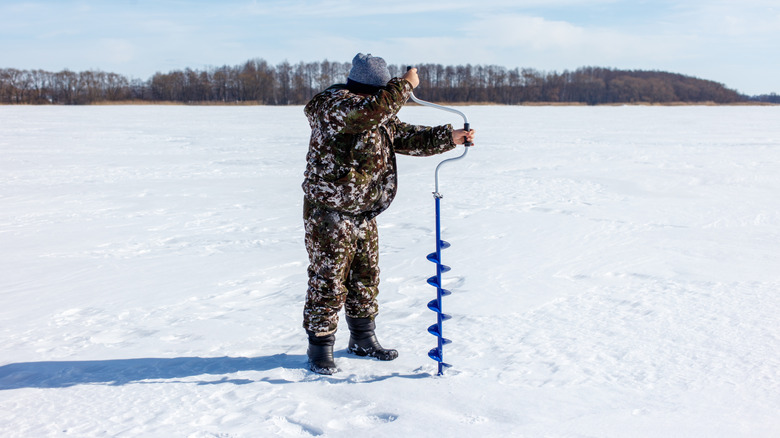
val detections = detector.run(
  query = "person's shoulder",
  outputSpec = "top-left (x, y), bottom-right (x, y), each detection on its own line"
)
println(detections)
top-left (306, 85), bottom-right (346, 112)
top-left (312, 84), bottom-right (352, 104)
top-left (324, 84), bottom-right (348, 96)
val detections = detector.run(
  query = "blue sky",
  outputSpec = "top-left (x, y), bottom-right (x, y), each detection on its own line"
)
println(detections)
top-left (1, 0), bottom-right (778, 95)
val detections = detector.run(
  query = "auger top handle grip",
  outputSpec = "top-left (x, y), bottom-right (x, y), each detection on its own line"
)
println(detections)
top-left (406, 66), bottom-right (472, 147)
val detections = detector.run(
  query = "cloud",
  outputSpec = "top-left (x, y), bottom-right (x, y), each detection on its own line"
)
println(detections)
top-left (99, 38), bottom-right (136, 64)
top-left (474, 15), bottom-right (587, 51)
top-left (238, 0), bottom-right (473, 18)
top-left (380, 13), bottom-right (692, 70)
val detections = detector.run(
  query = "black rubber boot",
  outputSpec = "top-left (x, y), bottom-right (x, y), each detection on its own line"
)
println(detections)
top-left (345, 316), bottom-right (398, 361)
top-left (306, 331), bottom-right (338, 375)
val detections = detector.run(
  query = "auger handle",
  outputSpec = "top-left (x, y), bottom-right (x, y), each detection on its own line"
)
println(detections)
top-left (406, 66), bottom-right (472, 195)
top-left (406, 66), bottom-right (472, 141)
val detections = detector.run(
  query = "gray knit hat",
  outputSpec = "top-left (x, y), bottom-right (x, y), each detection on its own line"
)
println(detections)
top-left (348, 53), bottom-right (391, 87)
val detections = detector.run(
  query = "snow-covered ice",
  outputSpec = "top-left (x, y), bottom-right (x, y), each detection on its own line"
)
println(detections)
top-left (1, 104), bottom-right (779, 437)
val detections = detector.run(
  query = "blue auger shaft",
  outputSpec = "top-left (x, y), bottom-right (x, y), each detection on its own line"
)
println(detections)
top-left (426, 194), bottom-right (453, 374)
top-left (427, 176), bottom-right (456, 375)
top-left (434, 196), bottom-right (445, 376)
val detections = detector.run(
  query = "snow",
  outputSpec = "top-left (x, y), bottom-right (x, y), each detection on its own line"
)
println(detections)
top-left (1, 104), bottom-right (779, 437)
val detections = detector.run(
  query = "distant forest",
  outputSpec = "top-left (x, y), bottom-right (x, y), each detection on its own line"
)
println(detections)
top-left (2, 58), bottom-right (777, 105)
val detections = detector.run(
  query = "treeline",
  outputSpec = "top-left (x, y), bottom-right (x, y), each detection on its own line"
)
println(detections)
top-left (0, 60), bottom-right (350, 105)
top-left (1, 68), bottom-right (139, 105)
top-left (412, 64), bottom-right (746, 104)
top-left (0, 58), bottom-right (755, 105)
top-left (750, 93), bottom-right (780, 104)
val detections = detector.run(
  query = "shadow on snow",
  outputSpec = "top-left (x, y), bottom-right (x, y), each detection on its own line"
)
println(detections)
top-left (0, 354), bottom-right (431, 389)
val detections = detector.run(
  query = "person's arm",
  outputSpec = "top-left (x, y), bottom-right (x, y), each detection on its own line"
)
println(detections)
top-left (331, 68), bottom-right (420, 134)
top-left (392, 119), bottom-right (457, 157)
top-left (338, 78), bottom-right (413, 134)
top-left (393, 121), bottom-right (476, 156)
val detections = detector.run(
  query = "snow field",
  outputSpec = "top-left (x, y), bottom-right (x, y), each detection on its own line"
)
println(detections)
top-left (1, 104), bottom-right (779, 437)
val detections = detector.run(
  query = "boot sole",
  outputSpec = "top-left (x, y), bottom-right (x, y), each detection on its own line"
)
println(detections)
top-left (347, 347), bottom-right (399, 361)
top-left (309, 360), bottom-right (338, 375)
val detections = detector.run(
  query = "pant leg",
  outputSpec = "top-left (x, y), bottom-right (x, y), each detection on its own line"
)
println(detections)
top-left (302, 200), bottom-right (358, 335)
top-left (345, 217), bottom-right (380, 319)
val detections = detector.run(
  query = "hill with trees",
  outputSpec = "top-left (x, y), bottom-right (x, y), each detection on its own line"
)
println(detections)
top-left (0, 58), bottom-right (760, 105)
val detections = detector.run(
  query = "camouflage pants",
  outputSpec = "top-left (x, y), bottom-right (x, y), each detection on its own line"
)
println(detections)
top-left (303, 199), bottom-right (380, 336)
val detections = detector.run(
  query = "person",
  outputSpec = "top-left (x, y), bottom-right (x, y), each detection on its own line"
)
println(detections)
top-left (301, 53), bottom-right (476, 375)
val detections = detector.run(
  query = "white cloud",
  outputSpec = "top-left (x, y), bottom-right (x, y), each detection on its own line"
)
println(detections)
top-left (473, 15), bottom-right (587, 51)
top-left (238, 0), bottom-right (469, 18)
top-left (237, 0), bottom-right (622, 19)
top-left (99, 38), bottom-right (136, 64)
top-left (665, 1), bottom-right (780, 37)
top-left (379, 13), bottom-right (694, 71)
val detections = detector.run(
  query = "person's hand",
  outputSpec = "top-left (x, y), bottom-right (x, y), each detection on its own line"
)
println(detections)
top-left (402, 67), bottom-right (420, 89)
top-left (452, 129), bottom-right (476, 145)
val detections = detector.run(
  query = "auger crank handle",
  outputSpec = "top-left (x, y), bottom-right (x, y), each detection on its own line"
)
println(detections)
top-left (406, 66), bottom-right (472, 146)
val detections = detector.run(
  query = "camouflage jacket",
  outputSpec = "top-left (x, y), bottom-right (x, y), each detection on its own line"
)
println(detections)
top-left (302, 78), bottom-right (456, 219)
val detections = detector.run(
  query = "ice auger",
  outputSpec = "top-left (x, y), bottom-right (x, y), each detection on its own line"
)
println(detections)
top-left (407, 67), bottom-right (472, 376)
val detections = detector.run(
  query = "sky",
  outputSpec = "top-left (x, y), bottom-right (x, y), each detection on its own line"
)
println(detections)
top-left (1, 0), bottom-right (778, 95)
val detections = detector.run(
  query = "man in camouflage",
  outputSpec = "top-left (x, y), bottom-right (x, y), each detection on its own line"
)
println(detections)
top-left (302, 53), bottom-right (476, 374)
